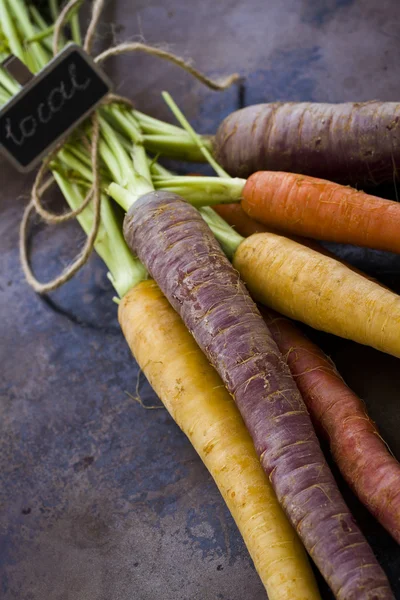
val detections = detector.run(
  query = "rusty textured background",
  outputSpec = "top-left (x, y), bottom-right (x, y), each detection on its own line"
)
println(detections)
top-left (1, 1), bottom-right (400, 598)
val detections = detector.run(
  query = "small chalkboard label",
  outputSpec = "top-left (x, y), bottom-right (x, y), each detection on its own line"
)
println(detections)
top-left (0, 44), bottom-right (112, 172)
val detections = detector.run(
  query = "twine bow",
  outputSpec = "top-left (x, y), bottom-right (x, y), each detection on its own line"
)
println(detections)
top-left (20, 0), bottom-right (239, 294)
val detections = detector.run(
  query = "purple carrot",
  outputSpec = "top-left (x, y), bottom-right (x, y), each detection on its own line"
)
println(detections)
top-left (213, 102), bottom-right (400, 186)
top-left (123, 191), bottom-right (393, 600)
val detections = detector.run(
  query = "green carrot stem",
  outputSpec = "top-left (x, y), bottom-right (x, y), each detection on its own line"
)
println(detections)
top-left (70, 11), bottom-right (82, 45)
top-left (132, 142), bottom-right (151, 182)
top-left (155, 92), bottom-right (247, 255)
top-left (60, 142), bottom-right (111, 182)
top-left (104, 105), bottom-right (211, 162)
top-left (9, 0), bottom-right (50, 70)
top-left (107, 151), bottom-right (153, 206)
top-left (49, 0), bottom-right (59, 22)
top-left (99, 115), bottom-right (131, 167)
top-left (0, 66), bottom-right (20, 95)
top-left (116, 130), bottom-right (135, 152)
top-left (133, 109), bottom-right (187, 135)
top-left (0, 86), bottom-right (9, 104)
top-left (63, 142), bottom-right (92, 169)
top-left (98, 112), bottom-right (154, 200)
top-left (25, 25), bottom-right (55, 45)
top-left (162, 91), bottom-right (227, 177)
top-left (97, 108), bottom-right (134, 152)
top-left (99, 137), bottom-right (125, 183)
top-left (150, 161), bottom-right (174, 177)
top-left (0, 0), bottom-right (25, 61)
top-left (53, 170), bottom-right (147, 298)
top-left (102, 105), bottom-right (143, 144)
top-left (143, 134), bottom-right (210, 162)
top-left (57, 147), bottom-right (96, 183)
top-left (29, 5), bottom-right (51, 29)
top-left (56, 145), bottom-right (111, 194)
top-left (105, 118), bottom-right (156, 206)
top-left (133, 110), bottom-right (213, 162)
top-left (29, 5), bottom-right (64, 52)
top-left (153, 176), bottom-right (245, 206)
top-left (108, 182), bottom-right (134, 212)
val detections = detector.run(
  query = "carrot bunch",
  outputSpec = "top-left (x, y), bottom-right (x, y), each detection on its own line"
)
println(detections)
top-left (136, 95), bottom-right (400, 542)
top-left (70, 89), bottom-right (399, 598)
top-left (6, 3), bottom-right (400, 598)
top-left (107, 97), bottom-right (398, 597)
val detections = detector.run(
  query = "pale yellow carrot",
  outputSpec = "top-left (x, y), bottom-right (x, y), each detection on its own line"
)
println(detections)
top-left (119, 280), bottom-right (321, 600)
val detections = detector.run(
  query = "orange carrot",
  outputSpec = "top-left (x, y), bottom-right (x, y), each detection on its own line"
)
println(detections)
top-left (242, 171), bottom-right (400, 253)
top-left (261, 306), bottom-right (400, 544)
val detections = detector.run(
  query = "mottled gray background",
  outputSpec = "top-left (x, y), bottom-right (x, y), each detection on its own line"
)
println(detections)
top-left (1, 1), bottom-right (400, 599)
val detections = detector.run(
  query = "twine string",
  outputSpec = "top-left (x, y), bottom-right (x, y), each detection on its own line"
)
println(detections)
top-left (53, 0), bottom-right (82, 56)
top-left (84, 0), bottom-right (105, 53)
top-left (20, 112), bottom-right (101, 293)
top-left (95, 42), bottom-right (240, 91)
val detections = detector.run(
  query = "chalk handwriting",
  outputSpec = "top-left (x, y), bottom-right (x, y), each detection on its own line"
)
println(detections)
top-left (4, 63), bottom-right (91, 147)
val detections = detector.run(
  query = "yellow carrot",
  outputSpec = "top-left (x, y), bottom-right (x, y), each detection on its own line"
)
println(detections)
top-left (233, 233), bottom-right (400, 358)
top-left (119, 280), bottom-right (321, 600)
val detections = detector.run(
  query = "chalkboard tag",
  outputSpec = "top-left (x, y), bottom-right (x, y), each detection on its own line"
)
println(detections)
top-left (0, 44), bottom-right (112, 172)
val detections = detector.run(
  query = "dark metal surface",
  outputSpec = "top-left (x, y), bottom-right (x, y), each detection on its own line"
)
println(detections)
top-left (1, 1), bottom-right (400, 598)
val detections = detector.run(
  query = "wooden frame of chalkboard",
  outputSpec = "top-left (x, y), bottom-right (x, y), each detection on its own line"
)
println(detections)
top-left (0, 44), bottom-right (112, 172)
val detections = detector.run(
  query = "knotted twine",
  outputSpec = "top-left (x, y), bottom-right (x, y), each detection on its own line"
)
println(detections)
top-left (20, 0), bottom-right (239, 294)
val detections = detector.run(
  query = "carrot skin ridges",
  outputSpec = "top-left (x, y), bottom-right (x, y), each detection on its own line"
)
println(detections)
top-left (261, 307), bottom-right (400, 544)
top-left (242, 171), bottom-right (400, 254)
top-left (214, 102), bottom-right (400, 186)
top-left (124, 191), bottom-right (394, 600)
top-left (118, 281), bottom-right (321, 600)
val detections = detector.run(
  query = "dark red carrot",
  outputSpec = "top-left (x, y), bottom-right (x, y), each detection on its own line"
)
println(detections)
top-left (241, 171), bottom-right (400, 254)
top-left (213, 102), bottom-right (400, 186)
top-left (123, 190), bottom-right (394, 600)
top-left (214, 203), bottom-right (271, 236)
top-left (261, 306), bottom-right (400, 544)
top-left (213, 202), bottom-right (330, 248)
top-left (213, 202), bottom-right (349, 256)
